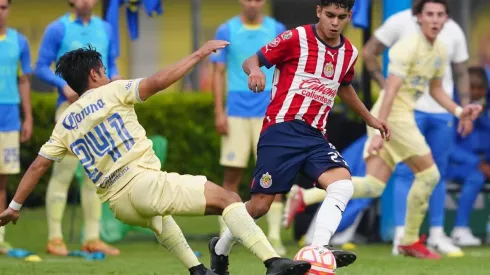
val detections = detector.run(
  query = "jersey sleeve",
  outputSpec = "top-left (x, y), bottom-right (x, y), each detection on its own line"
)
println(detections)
top-left (112, 79), bottom-right (145, 105)
top-left (387, 37), bottom-right (416, 78)
top-left (38, 126), bottom-right (68, 162)
top-left (34, 21), bottom-right (67, 89)
top-left (17, 34), bottom-right (33, 76)
top-left (209, 23), bottom-right (229, 64)
top-left (373, 12), bottom-right (404, 47)
top-left (341, 55), bottom-right (359, 86)
top-left (449, 21), bottom-right (469, 63)
top-left (257, 29), bottom-right (297, 69)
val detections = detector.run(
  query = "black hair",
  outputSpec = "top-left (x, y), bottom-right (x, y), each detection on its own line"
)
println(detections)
top-left (55, 45), bottom-right (104, 96)
top-left (412, 0), bottom-right (449, 15)
top-left (469, 66), bottom-right (489, 90)
top-left (8, 0), bottom-right (11, 4)
top-left (319, 0), bottom-right (355, 11)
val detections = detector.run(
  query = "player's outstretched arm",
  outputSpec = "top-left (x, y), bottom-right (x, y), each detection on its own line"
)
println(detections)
top-left (137, 40), bottom-right (229, 101)
top-left (243, 55), bottom-right (266, 93)
top-left (362, 37), bottom-right (387, 89)
top-left (0, 156), bottom-right (53, 226)
top-left (377, 74), bottom-right (403, 122)
top-left (338, 84), bottom-right (390, 140)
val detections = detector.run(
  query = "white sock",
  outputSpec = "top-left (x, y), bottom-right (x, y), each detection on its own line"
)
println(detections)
top-left (304, 211), bottom-right (319, 246)
top-left (430, 226), bottom-right (445, 238)
top-left (394, 226), bottom-right (405, 241)
top-left (311, 180), bottom-right (353, 246)
top-left (215, 227), bottom-right (236, 256)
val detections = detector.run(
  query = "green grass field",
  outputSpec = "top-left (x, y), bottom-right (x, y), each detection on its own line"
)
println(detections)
top-left (1, 208), bottom-right (490, 275)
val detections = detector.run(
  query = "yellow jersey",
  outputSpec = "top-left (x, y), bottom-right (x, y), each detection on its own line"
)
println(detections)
top-left (39, 79), bottom-right (161, 202)
top-left (377, 32), bottom-right (447, 114)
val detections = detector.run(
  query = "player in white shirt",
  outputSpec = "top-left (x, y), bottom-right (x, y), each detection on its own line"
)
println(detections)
top-left (362, 1), bottom-right (473, 256)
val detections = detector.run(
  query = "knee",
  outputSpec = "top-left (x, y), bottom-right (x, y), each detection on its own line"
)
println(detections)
top-left (328, 179), bottom-right (354, 199)
top-left (247, 200), bottom-right (271, 219)
top-left (417, 165), bottom-right (441, 187)
top-left (225, 191), bottom-right (242, 204)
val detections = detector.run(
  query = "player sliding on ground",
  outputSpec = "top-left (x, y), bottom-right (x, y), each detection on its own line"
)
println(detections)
top-left (209, 1), bottom-right (390, 274)
top-left (283, 0), bottom-right (482, 259)
top-left (0, 44), bottom-right (312, 275)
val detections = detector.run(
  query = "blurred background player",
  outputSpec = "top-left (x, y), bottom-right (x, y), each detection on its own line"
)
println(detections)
top-left (0, 0), bottom-right (33, 254)
top-left (364, 0), bottom-right (471, 257)
top-left (284, 0), bottom-right (473, 257)
top-left (350, 0), bottom-right (480, 259)
top-left (0, 43), bottom-right (312, 275)
top-left (210, 0), bottom-right (287, 255)
top-left (448, 66), bottom-right (490, 247)
top-left (34, 0), bottom-right (120, 256)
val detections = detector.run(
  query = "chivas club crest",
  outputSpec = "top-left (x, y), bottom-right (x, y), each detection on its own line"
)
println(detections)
top-left (324, 62), bottom-right (335, 77)
top-left (260, 172), bottom-right (272, 188)
top-left (281, 30), bottom-right (293, 40)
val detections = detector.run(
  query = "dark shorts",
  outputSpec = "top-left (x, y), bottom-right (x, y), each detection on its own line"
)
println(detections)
top-left (251, 120), bottom-right (351, 194)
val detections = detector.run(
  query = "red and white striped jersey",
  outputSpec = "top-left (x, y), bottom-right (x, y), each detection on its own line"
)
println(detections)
top-left (257, 24), bottom-right (358, 135)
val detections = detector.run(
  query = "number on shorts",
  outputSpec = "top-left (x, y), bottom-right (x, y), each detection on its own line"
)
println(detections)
top-left (328, 152), bottom-right (348, 166)
top-left (70, 113), bottom-right (134, 184)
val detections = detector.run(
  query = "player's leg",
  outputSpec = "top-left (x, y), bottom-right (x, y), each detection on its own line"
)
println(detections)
top-left (107, 190), bottom-right (211, 274)
top-left (251, 117), bottom-right (286, 255)
top-left (398, 153), bottom-right (441, 259)
top-left (80, 173), bottom-right (120, 256)
top-left (424, 114), bottom-right (462, 256)
top-left (451, 165), bottom-right (484, 246)
top-left (217, 116), bottom-right (250, 236)
top-left (45, 154), bottom-right (78, 255)
top-left (0, 131), bottom-right (20, 253)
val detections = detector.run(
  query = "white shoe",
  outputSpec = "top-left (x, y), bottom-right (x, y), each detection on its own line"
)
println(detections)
top-left (427, 235), bottom-right (464, 257)
top-left (451, 227), bottom-right (482, 247)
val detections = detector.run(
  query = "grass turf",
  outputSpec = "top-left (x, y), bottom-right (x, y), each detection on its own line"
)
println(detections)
top-left (1, 207), bottom-right (490, 275)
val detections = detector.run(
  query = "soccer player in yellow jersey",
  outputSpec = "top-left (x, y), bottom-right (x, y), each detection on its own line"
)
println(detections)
top-left (0, 43), bottom-right (312, 275)
top-left (285, 0), bottom-right (482, 259)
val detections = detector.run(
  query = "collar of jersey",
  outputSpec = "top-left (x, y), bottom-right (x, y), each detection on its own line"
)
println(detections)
top-left (0, 34), bottom-right (6, 41)
top-left (69, 12), bottom-right (92, 25)
top-left (311, 24), bottom-right (344, 50)
top-left (80, 89), bottom-right (94, 98)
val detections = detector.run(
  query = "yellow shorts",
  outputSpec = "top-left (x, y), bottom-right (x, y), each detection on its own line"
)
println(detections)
top-left (108, 170), bottom-right (207, 228)
top-left (220, 116), bottom-right (263, 168)
top-left (363, 113), bottom-right (431, 170)
top-left (0, 131), bottom-right (20, 174)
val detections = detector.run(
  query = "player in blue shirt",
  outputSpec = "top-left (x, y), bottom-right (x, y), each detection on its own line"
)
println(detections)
top-left (210, 0), bottom-right (287, 256)
top-left (448, 67), bottom-right (490, 246)
top-left (0, 0), bottom-right (33, 253)
top-left (34, 0), bottom-right (120, 256)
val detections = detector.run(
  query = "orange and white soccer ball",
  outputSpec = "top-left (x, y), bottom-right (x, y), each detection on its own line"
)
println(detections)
top-left (294, 245), bottom-right (336, 275)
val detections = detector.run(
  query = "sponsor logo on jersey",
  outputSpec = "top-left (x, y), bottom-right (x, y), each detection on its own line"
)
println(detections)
top-left (62, 99), bottom-right (106, 130)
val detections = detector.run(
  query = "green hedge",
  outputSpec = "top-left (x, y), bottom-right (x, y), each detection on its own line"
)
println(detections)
top-left (12, 92), bottom-right (256, 207)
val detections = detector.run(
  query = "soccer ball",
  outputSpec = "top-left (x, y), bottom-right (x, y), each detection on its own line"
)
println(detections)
top-left (294, 245), bottom-right (336, 275)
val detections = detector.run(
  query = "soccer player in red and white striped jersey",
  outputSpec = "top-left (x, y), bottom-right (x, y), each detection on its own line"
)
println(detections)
top-left (209, 1), bottom-right (390, 274)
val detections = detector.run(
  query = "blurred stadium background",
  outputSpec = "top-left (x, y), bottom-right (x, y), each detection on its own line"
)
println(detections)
top-left (3, 0), bottom-right (490, 274)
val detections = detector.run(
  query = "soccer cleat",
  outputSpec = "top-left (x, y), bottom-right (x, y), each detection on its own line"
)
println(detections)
top-left (398, 236), bottom-right (441, 259)
top-left (283, 185), bottom-right (306, 229)
top-left (0, 241), bottom-right (12, 254)
top-left (46, 238), bottom-right (69, 256)
top-left (81, 239), bottom-right (120, 256)
top-left (427, 234), bottom-right (464, 257)
top-left (264, 257), bottom-right (311, 275)
top-left (451, 227), bottom-right (482, 247)
top-left (270, 238), bottom-right (287, 256)
top-left (208, 237), bottom-right (229, 275)
top-left (324, 245), bottom-right (357, 268)
top-left (189, 264), bottom-right (218, 275)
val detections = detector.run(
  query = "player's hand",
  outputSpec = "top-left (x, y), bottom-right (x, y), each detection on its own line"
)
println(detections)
top-left (215, 111), bottom-right (228, 136)
top-left (197, 40), bottom-right (230, 58)
top-left (0, 208), bottom-right (20, 227)
top-left (457, 119), bottom-right (474, 137)
top-left (367, 135), bottom-right (385, 156)
top-left (479, 162), bottom-right (490, 179)
top-left (20, 118), bottom-right (33, 143)
top-left (248, 69), bottom-right (266, 93)
top-left (365, 116), bottom-right (390, 141)
top-left (460, 104), bottom-right (483, 121)
top-left (63, 85), bottom-right (79, 103)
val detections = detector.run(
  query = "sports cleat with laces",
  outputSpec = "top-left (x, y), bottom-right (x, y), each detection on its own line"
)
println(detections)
top-left (264, 257), bottom-right (311, 275)
top-left (283, 185), bottom-right (306, 229)
top-left (47, 238), bottom-right (69, 256)
top-left (82, 239), bottom-right (120, 256)
top-left (208, 237), bottom-right (229, 275)
top-left (189, 264), bottom-right (218, 275)
top-left (324, 245), bottom-right (357, 268)
top-left (398, 235), bottom-right (441, 259)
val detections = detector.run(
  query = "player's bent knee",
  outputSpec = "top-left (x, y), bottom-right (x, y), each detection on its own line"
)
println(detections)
top-left (225, 191), bottom-right (242, 204)
top-left (317, 167), bottom-right (351, 189)
top-left (246, 198), bottom-right (272, 219)
top-left (416, 165), bottom-right (440, 187)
